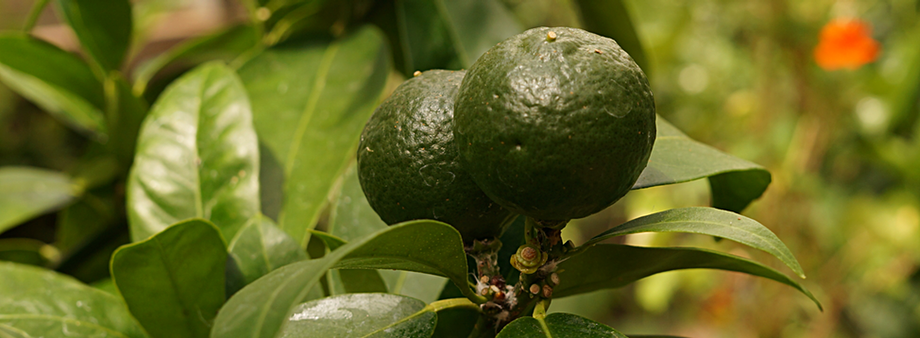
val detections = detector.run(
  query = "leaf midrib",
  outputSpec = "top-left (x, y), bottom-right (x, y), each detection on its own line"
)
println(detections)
top-left (584, 208), bottom-right (803, 276)
top-left (276, 38), bottom-right (342, 234)
top-left (153, 234), bottom-right (200, 336)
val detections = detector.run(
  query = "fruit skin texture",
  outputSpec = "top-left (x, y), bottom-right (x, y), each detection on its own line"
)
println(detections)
top-left (454, 27), bottom-right (656, 221)
top-left (357, 70), bottom-right (515, 243)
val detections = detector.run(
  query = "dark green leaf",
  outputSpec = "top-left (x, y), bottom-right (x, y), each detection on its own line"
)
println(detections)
top-left (0, 167), bottom-right (82, 234)
top-left (332, 223), bottom-right (470, 286)
top-left (573, 0), bottom-right (649, 74)
top-left (497, 312), bottom-right (628, 338)
top-left (431, 305), bottom-right (479, 338)
top-left (328, 269), bottom-right (389, 295)
top-left (0, 34), bottom-right (106, 137)
top-left (280, 294), bottom-right (440, 338)
top-left (211, 220), bottom-right (477, 338)
top-left (309, 230), bottom-right (347, 251)
top-left (111, 219), bottom-right (227, 338)
top-left (373, 0), bottom-right (522, 77)
top-left (0, 262), bottom-right (148, 338)
top-left (634, 117), bottom-right (771, 213)
top-left (328, 161), bottom-right (388, 242)
top-left (133, 24), bottom-right (261, 95)
top-left (383, 271), bottom-right (449, 304)
top-left (581, 207), bottom-right (805, 278)
top-left (54, 0), bottom-right (132, 72)
top-left (886, 23), bottom-right (920, 136)
top-left (238, 25), bottom-right (390, 246)
top-left (127, 62), bottom-right (260, 241)
top-left (69, 154), bottom-right (121, 190)
top-left (326, 162), bottom-right (399, 297)
top-left (554, 244), bottom-right (822, 310)
top-left (0, 238), bottom-right (55, 266)
top-left (106, 75), bottom-right (149, 165)
top-left (226, 215), bottom-right (307, 295)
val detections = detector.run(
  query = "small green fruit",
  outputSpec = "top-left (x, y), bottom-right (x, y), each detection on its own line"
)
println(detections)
top-left (454, 27), bottom-right (657, 222)
top-left (357, 70), bottom-right (515, 243)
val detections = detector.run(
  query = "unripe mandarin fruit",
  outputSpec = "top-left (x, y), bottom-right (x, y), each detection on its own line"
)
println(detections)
top-left (454, 27), bottom-right (656, 222)
top-left (357, 70), bottom-right (516, 243)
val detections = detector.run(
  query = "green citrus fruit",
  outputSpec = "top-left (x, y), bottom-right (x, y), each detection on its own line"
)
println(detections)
top-left (453, 27), bottom-right (656, 222)
top-left (357, 70), bottom-right (516, 243)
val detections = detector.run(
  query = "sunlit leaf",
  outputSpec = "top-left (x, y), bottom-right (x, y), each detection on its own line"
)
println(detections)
top-left (0, 262), bottom-right (148, 338)
top-left (127, 62), bottom-right (259, 241)
top-left (282, 295), bottom-right (478, 338)
top-left (634, 117), bottom-right (771, 213)
top-left (0, 34), bottom-right (106, 137)
top-left (581, 207), bottom-right (805, 278)
top-left (555, 244), bottom-right (822, 310)
top-left (111, 219), bottom-right (226, 338)
top-left (238, 25), bottom-right (390, 246)
top-left (0, 167), bottom-right (82, 235)
top-left (211, 220), bottom-right (476, 338)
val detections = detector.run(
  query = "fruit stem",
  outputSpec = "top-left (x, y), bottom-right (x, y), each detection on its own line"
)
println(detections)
top-left (524, 217), bottom-right (538, 245)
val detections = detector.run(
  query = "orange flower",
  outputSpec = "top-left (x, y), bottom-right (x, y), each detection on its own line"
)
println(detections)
top-left (814, 18), bottom-right (881, 70)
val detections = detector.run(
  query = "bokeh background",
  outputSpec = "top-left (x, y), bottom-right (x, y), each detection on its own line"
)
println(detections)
top-left (1, 0), bottom-right (918, 337)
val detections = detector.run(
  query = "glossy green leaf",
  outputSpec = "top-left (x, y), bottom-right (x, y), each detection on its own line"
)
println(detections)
top-left (227, 215), bottom-right (307, 295)
top-left (111, 219), bottom-right (227, 338)
top-left (498, 312), bottom-right (628, 338)
top-left (0, 34), bottom-right (106, 137)
top-left (238, 25), bottom-right (390, 246)
top-left (133, 24), bottom-right (261, 95)
top-left (0, 262), bottom-right (148, 338)
top-left (127, 62), bottom-right (260, 241)
top-left (211, 220), bottom-right (476, 338)
top-left (633, 117), bottom-right (771, 213)
top-left (331, 223), bottom-right (470, 286)
top-left (554, 244), bottom-right (822, 310)
top-left (54, 0), bottom-right (132, 72)
top-left (280, 293), bottom-right (434, 337)
top-left (580, 207), bottom-right (805, 278)
top-left (0, 167), bottom-right (82, 234)
top-left (573, 0), bottom-right (649, 74)
top-left (280, 295), bottom-right (479, 338)
top-left (373, 0), bottom-right (522, 77)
